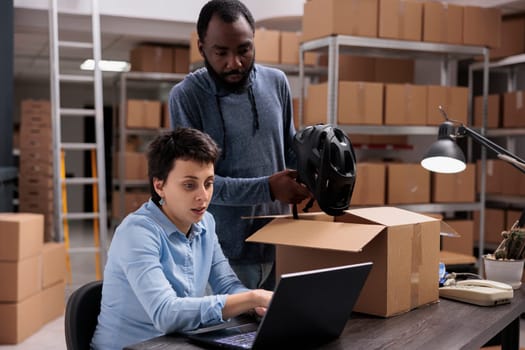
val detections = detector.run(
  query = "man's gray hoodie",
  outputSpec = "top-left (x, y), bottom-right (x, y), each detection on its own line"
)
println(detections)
top-left (168, 64), bottom-right (296, 264)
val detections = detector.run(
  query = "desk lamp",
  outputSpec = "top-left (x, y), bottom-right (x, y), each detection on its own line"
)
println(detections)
top-left (421, 107), bottom-right (525, 272)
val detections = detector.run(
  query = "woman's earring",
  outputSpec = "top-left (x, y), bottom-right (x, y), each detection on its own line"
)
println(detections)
top-left (159, 197), bottom-right (165, 206)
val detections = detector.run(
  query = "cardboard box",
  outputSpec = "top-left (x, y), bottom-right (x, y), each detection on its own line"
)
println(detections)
top-left (379, 0), bottom-right (423, 41)
top-left (305, 82), bottom-right (384, 126)
top-left (423, 2), bottom-right (463, 44)
top-left (280, 31), bottom-right (319, 66)
top-left (426, 86), bottom-right (468, 126)
top-left (442, 220), bottom-right (474, 256)
top-left (431, 163), bottom-right (476, 203)
top-left (474, 208), bottom-right (505, 244)
top-left (0, 254), bottom-right (42, 302)
top-left (506, 209), bottom-right (523, 230)
top-left (502, 90), bottom-right (525, 127)
top-left (0, 291), bottom-right (43, 344)
top-left (490, 17), bottom-right (525, 59)
top-left (473, 94), bottom-right (500, 128)
top-left (113, 152), bottom-right (148, 181)
top-left (41, 281), bottom-right (65, 325)
top-left (387, 163), bottom-right (430, 204)
top-left (254, 28), bottom-right (280, 65)
top-left (20, 100), bottom-right (51, 127)
top-left (463, 6), bottom-right (502, 48)
top-left (302, 0), bottom-right (378, 42)
top-left (189, 30), bottom-right (202, 64)
top-left (247, 206), bottom-right (441, 317)
top-left (173, 46), bottom-right (190, 73)
top-left (384, 84), bottom-right (427, 125)
top-left (126, 99), bottom-right (162, 129)
top-left (338, 82), bottom-right (384, 125)
top-left (374, 57), bottom-right (414, 84)
top-left (112, 190), bottom-right (150, 218)
top-left (42, 242), bottom-right (66, 288)
top-left (351, 163), bottom-right (386, 206)
top-left (0, 213), bottom-right (44, 261)
top-left (477, 159), bottom-right (524, 196)
top-left (130, 45), bottom-right (173, 73)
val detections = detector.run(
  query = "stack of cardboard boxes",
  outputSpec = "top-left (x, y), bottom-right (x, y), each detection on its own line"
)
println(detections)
top-left (0, 213), bottom-right (66, 344)
top-left (18, 100), bottom-right (55, 241)
top-left (130, 44), bottom-right (190, 74)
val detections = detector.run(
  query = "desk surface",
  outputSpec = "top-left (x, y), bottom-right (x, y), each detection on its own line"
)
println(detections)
top-left (125, 288), bottom-right (525, 350)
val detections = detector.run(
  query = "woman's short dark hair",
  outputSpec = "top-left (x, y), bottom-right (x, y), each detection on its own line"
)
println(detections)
top-left (147, 127), bottom-right (220, 205)
top-left (197, 0), bottom-right (255, 42)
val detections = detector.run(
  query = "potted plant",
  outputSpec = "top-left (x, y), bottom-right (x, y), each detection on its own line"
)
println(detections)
top-left (483, 220), bottom-right (525, 289)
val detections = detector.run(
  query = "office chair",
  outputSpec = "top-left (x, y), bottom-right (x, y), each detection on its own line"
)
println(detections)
top-left (64, 280), bottom-right (103, 350)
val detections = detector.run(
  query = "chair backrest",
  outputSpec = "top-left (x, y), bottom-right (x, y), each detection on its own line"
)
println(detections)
top-left (65, 280), bottom-right (103, 350)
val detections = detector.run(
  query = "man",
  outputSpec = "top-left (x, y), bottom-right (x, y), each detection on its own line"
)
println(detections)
top-left (169, 0), bottom-right (310, 289)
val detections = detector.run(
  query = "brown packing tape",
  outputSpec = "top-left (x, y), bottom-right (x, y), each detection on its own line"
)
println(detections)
top-left (411, 222), bottom-right (423, 309)
top-left (398, 1), bottom-right (405, 39)
top-left (405, 84), bottom-right (412, 122)
top-left (442, 3), bottom-right (448, 43)
top-left (516, 91), bottom-right (523, 110)
top-left (357, 83), bottom-right (365, 122)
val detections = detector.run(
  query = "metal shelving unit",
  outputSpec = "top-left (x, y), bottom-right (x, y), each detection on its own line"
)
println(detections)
top-left (298, 34), bottom-right (489, 270)
top-left (470, 54), bottom-right (525, 214)
top-left (114, 71), bottom-right (186, 220)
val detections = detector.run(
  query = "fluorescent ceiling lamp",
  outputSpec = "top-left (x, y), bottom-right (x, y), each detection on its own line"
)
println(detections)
top-left (80, 59), bottom-right (130, 72)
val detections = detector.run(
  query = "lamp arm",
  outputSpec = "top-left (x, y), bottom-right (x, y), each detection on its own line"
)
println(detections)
top-left (458, 125), bottom-right (525, 174)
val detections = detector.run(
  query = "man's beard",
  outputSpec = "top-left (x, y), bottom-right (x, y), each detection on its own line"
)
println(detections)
top-left (203, 54), bottom-right (255, 92)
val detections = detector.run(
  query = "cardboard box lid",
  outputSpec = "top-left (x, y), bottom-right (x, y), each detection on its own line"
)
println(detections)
top-left (246, 218), bottom-right (385, 253)
top-left (340, 206), bottom-right (438, 226)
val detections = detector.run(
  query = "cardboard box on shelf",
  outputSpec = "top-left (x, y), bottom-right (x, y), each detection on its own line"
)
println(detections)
top-left (112, 190), bottom-right (151, 219)
top-left (302, 0), bottom-right (378, 42)
top-left (0, 254), bottom-right (42, 302)
top-left (374, 57), bottom-right (414, 84)
top-left (387, 163), bottom-right (430, 204)
top-left (426, 86), bottom-right (468, 126)
top-left (474, 208), bottom-right (505, 245)
top-left (42, 242), bottom-right (66, 288)
top-left (247, 206), bottom-right (441, 317)
top-left (442, 220), bottom-right (474, 256)
top-left (113, 152), bottom-right (148, 181)
top-left (41, 281), bottom-right (65, 325)
top-left (189, 31), bottom-right (201, 65)
top-left (463, 6), bottom-right (502, 48)
top-left (280, 31), bottom-right (319, 66)
top-left (384, 84), bottom-right (427, 125)
top-left (305, 82), bottom-right (383, 126)
top-left (130, 45), bottom-right (173, 73)
top-left (0, 291), bottom-right (43, 344)
top-left (473, 94), bottom-right (500, 128)
top-left (423, 2), bottom-right (463, 44)
top-left (254, 28), bottom-right (280, 65)
top-left (173, 46), bottom-right (190, 73)
top-left (379, 0), bottom-right (423, 41)
top-left (351, 163), bottom-right (386, 206)
top-left (338, 82), bottom-right (383, 125)
top-left (506, 209), bottom-right (523, 230)
top-left (477, 159), bottom-right (524, 196)
top-left (126, 99), bottom-right (162, 129)
top-left (502, 90), bottom-right (525, 127)
top-left (0, 213), bottom-right (44, 261)
top-left (431, 163), bottom-right (476, 203)
top-left (490, 16), bottom-right (525, 59)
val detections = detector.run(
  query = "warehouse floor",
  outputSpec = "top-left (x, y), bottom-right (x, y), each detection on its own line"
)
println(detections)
top-left (1, 221), bottom-right (525, 350)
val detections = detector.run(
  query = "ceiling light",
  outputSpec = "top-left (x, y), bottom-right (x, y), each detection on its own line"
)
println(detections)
top-left (80, 59), bottom-right (130, 72)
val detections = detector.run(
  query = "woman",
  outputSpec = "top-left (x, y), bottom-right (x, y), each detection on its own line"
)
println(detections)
top-left (91, 128), bottom-right (272, 350)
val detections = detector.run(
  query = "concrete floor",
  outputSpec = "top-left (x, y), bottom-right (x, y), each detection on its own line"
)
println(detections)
top-left (1, 221), bottom-right (524, 350)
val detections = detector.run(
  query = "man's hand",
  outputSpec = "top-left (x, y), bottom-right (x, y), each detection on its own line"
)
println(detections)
top-left (269, 169), bottom-right (311, 204)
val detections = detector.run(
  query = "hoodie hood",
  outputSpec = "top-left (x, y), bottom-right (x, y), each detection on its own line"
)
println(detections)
top-left (188, 65), bottom-right (261, 158)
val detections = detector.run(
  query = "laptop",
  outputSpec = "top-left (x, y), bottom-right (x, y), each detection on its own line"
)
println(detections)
top-left (187, 262), bottom-right (373, 349)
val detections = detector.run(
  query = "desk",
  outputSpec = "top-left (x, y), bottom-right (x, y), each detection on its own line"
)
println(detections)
top-left (125, 288), bottom-right (525, 350)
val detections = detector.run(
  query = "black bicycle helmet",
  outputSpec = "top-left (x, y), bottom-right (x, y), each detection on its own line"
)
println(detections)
top-left (293, 124), bottom-right (357, 216)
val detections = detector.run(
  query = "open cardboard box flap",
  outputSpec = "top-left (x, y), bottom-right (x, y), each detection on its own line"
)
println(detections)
top-left (247, 218), bottom-right (384, 252)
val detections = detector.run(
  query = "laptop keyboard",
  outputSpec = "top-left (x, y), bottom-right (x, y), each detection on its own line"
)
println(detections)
top-left (216, 331), bottom-right (256, 349)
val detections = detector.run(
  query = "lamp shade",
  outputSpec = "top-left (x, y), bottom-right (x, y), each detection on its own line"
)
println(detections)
top-left (420, 121), bottom-right (467, 174)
